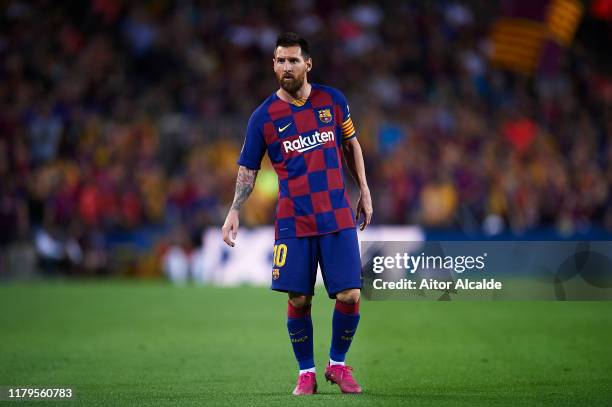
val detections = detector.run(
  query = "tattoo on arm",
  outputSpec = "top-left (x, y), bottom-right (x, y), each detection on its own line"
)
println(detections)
top-left (231, 167), bottom-right (258, 210)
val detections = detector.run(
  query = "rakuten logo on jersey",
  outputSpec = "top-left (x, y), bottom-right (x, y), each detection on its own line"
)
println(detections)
top-left (283, 130), bottom-right (335, 153)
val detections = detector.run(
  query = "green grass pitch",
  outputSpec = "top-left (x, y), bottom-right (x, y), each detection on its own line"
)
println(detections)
top-left (1, 281), bottom-right (611, 406)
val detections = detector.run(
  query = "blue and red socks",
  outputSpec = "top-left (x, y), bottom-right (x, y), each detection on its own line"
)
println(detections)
top-left (329, 300), bottom-right (360, 363)
top-left (287, 301), bottom-right (315, 371)
top-left (287, 299), bottom-right (360, 371)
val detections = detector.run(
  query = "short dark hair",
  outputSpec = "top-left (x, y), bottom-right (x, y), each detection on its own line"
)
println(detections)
top-left (275, 32), bottom-right (310, 59)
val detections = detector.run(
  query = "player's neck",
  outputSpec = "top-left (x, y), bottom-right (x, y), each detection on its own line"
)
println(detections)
top-left (277, 82), bottom-right (312, 105)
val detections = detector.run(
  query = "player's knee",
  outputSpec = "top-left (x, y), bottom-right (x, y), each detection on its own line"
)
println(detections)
top-left (288, 293), bottom-right (312, 308)
top-left (336, 289), bottom-right (360, 304)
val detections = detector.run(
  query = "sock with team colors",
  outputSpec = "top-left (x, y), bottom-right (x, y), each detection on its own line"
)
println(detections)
top-left (287, 301), bottom-right (315, 370)
top-left (329, 300), bottom-right (360, 363)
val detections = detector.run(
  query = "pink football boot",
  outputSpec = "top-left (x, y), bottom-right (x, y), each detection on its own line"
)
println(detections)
top-left (325, 364), bottom-right (362, 394)
top-left (292, 372), bottom-right (317, 395)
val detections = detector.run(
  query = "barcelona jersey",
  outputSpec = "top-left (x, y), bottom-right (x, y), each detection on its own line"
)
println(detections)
top-left (238, 83), bottom-right (357, 239)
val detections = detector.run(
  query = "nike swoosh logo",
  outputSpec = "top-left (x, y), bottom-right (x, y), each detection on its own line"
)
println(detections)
top-left (289, 329), bottom-right (305, 336)
top-left (278, 123), bottom-right (292, 132)
top-left (344, 329), bottom-right (356, 334)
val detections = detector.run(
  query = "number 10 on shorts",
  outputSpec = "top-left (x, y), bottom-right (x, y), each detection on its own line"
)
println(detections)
top-left (273, 244), bottom-right (287, 267)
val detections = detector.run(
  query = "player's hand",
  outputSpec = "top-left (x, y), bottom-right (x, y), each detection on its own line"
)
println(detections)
top-left (222, 209), bottom-right (240, 247)
top-left (356, 187), bottom-right (373, 231)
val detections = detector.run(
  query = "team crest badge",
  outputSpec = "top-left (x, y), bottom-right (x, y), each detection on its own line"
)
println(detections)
top-left (272, 268), bottom-right (280, 280)
top-left (318, 109), bottom-right (332, 123)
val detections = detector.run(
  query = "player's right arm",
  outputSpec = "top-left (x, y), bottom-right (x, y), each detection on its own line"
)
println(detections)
top-left (222, 166), bottom-right (258, 247)
top-left (222, 109), bottom-right (266, 247)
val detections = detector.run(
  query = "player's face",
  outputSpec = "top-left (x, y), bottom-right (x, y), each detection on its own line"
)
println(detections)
top-left (273, 46), bottom-right (311, 94)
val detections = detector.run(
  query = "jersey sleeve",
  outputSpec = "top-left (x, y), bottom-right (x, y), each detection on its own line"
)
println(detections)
top-left (237, 112), bottom-right (266, 170)
top-left (337, 91), bottom-right (356, 142)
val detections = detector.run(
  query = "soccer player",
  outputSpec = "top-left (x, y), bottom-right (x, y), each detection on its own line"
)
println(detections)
top-left (222, 32), bottom-right (372, 395)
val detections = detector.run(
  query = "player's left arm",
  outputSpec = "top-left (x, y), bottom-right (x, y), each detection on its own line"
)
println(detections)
top-left (342, 137), bottom-right (373, 231)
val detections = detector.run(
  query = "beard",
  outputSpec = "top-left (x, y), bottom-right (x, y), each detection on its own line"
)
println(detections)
top-left (277, 72), bottom-right (305, 95)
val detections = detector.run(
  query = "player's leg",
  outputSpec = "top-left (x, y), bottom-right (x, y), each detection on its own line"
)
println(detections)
top-left (330, 288), bottom-right (361, 365)
top-left (270, 237), bottom-right (319, 395)
top-left (287, 292), bottom-right (318, 395)
top-left (318, 228), bottom-right (363, 393)
top-left (287, 292), bottom-right (315, 374)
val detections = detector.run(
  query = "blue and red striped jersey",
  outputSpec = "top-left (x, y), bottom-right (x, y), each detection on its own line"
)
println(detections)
top-left (238, 83), bottom-right (357, 239)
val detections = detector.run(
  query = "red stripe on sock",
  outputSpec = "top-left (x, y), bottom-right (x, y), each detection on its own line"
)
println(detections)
top-left (288, 301), bottom-right (312, 318)
top-left (335, 300), bottom-right (359, 315)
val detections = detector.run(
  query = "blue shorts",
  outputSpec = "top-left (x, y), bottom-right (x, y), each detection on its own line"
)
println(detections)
top-left (270, 228), bottom-right (362, 298)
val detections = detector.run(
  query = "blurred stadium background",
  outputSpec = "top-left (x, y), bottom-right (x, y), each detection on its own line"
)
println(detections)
top-left (1, 2), bottom-right (612, 405)
top-left (0, 0), bottom-right (611, 282)
top-left (0, 0), bottom-right (612, 278)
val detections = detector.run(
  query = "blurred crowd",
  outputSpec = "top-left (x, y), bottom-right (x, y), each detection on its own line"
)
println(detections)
top-left (0, 0), bottom-right (611, 277)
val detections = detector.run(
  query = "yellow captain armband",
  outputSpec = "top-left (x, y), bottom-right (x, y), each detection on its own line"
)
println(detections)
top-left (341, 117), bottom-right (356, 140)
